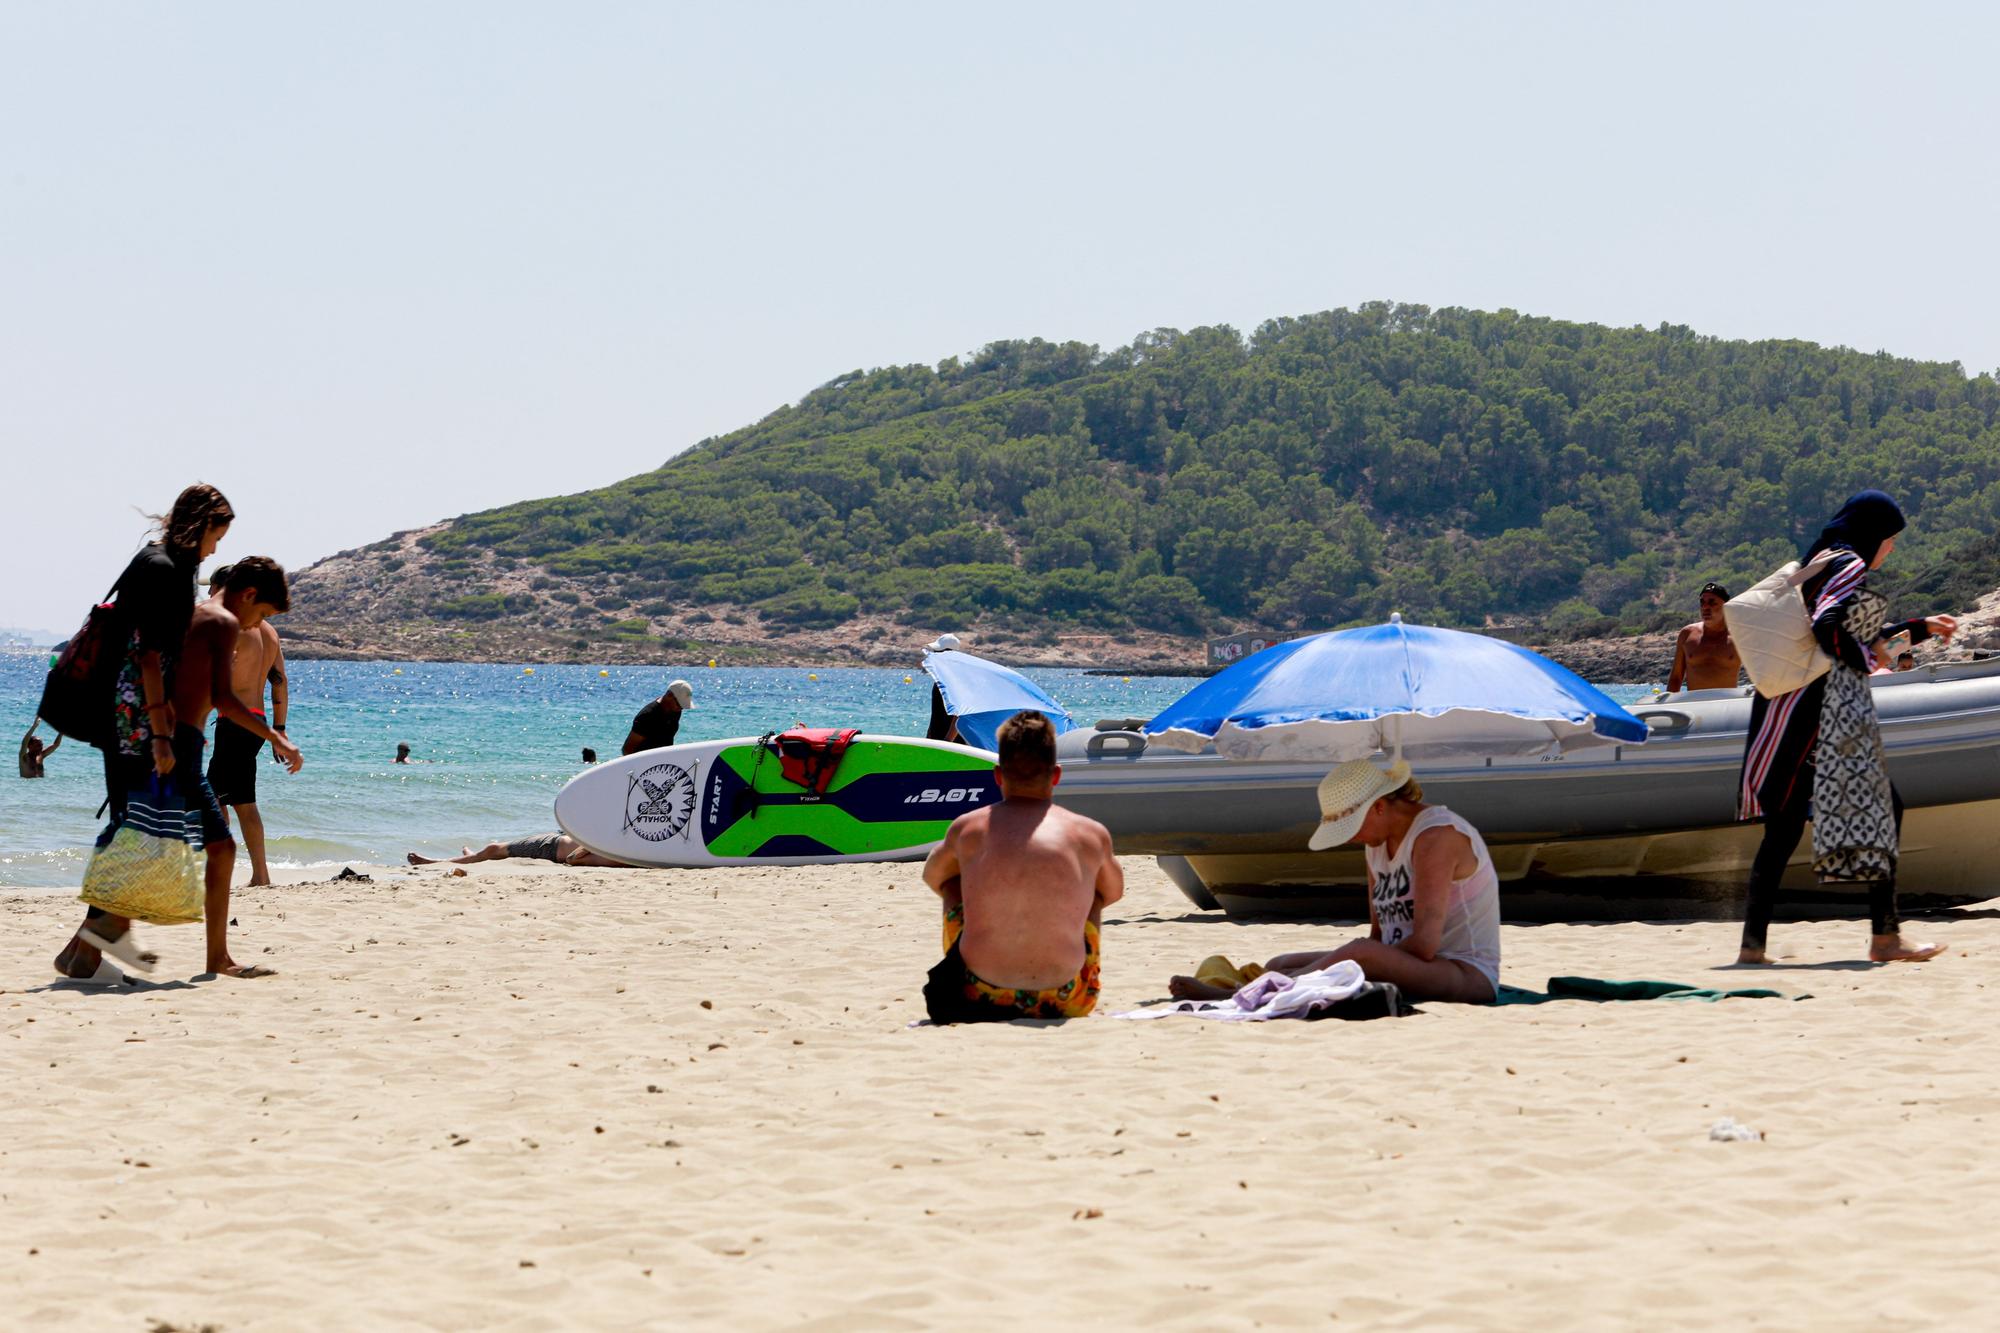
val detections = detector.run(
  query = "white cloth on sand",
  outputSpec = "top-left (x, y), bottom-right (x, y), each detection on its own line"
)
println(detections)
top-left (1116, 961), bottom-right (1368, 1021)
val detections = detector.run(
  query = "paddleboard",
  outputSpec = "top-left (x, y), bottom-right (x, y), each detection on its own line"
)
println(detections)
top-left (554, 735), bottom-right (1001, 867)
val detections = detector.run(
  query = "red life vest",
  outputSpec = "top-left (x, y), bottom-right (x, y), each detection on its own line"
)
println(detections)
top-left (765, 727), bottom-right (862, 795)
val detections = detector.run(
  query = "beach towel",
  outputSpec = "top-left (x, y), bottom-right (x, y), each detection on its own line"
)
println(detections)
top-left (1495, 976), bottom-right (1807, 1005)
top-left (1116, 962), bottom-right (1415, 1021)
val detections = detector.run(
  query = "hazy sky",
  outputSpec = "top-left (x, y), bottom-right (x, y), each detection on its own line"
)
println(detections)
top-left (5, 2), bottom-right (1998, 635)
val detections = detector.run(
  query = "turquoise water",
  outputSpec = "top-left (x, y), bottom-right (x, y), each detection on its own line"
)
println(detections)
top-left (1, 650), bottom-right (1654, 889)
top-left (0, 652), bottom-right (1204, 888)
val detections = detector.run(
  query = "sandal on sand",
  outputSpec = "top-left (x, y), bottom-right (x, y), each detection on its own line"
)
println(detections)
top-left (54, 958), bottom-right (128, 987)
top-left (214, 964), bottom-right (278, 979)
top-left (78, 927), bottom-right (159, 976)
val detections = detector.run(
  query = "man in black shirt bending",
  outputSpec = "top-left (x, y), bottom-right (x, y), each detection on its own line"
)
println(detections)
top-left (623, 679), bottom-right (692, 755)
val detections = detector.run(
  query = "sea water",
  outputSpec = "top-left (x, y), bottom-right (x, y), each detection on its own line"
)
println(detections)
top-left (0, 652), bottom-right (1207, 888)
top-left (0, 650), bottom-right (1654, 890)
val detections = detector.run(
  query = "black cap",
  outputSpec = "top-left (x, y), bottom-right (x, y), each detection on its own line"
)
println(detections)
top-left (1700, 581), bottom-right (1730, 600)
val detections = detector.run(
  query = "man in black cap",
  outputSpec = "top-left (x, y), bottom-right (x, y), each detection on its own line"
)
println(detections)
top-left (1667, 580), bottom-right (1744, 692)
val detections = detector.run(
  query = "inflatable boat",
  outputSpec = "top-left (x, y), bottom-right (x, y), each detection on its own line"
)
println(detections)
top-left (1053, 657), bottom-right (2000, 917)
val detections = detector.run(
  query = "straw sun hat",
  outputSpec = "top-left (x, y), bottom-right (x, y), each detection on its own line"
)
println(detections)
top-left (1308, 757), bottom-right (1414, 851)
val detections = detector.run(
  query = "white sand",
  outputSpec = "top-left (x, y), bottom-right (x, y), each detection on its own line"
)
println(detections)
top-left (5, 861), bottom-right (1999, 1329)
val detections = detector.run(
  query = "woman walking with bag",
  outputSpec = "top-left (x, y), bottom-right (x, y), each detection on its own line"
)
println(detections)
top-left (54, 483), bottom-right (235, 981)
top-left (1736, 490), bottom-right (1956, 964)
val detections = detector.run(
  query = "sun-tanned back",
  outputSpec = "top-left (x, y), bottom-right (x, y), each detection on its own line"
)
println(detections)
top-left (228, 620), bottom-right (280, 705)
top-left (951, 799), bottom-right (1111, 983)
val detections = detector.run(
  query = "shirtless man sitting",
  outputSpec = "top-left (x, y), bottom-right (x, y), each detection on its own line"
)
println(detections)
top-left (920, 710), bottom-right (1123, 1023)
top-left (57, 558), bottom-right (303, 980)
top-left (1667, 581), bottom-right (1744, 692)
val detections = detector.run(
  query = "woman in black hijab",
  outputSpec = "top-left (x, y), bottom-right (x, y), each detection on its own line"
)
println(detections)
top-left (1735, 490), bottom-right (1958, 964)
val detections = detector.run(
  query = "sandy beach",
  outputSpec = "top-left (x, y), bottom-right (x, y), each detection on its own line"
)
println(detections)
top-left (6, 860), bottom-right (1999, 1330)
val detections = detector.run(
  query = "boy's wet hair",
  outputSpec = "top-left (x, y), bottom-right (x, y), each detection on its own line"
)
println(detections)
top-left (996, 710), bottom-right (1057, 783)
top-left (208, 563), bottom-right (234, 592)
top-left (224, 555), bottom-right (290, 613)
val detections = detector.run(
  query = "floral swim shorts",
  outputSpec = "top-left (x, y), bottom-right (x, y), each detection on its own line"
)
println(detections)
top-left (924, 903), bottom-right (1101, 1022)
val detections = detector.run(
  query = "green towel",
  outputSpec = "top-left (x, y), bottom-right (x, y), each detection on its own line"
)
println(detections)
top-left (1495, 976), bottom-right (1808, 1005)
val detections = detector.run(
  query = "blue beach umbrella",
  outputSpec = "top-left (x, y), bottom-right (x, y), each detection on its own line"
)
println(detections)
top-left (1146, 614), bottom-right (1647, 762)
top-left (923, 649), bottom-right (1076, 752)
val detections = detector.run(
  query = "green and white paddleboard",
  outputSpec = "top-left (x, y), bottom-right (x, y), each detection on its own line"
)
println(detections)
top-left (554, 735), bottom-right (1001, 867)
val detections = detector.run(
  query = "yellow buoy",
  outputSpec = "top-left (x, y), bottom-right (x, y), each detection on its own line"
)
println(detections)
top-left (599, 669), bottom-right (609, 677)
top-left (707, 659), bottom-right (717, 669)
top-left (903, 675), bottom-right (912, 684)
top-left (392, 667), bottom-right (402, 675)
top-left (808, 673), bottom-right (819, 681)
top-left (523, 667), bottom-right (535, 675)
top-left (1123, 676), bottom-right (1131, 683)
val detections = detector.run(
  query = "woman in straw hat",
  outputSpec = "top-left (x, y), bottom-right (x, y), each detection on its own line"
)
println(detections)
top-left (1167, 758), bottom-right (1502, 1004)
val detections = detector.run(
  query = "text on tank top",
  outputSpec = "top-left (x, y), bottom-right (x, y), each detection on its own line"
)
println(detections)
top-left (1363, 805), bottom-right (1502, 988)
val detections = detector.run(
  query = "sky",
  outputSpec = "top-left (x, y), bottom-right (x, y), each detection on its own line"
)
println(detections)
top-left (4, 2), bottom-right (1998, 636)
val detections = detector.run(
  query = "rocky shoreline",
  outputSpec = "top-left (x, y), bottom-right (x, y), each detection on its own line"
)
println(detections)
top-left (278, 621), bottom-right (1688, 683)
top-left (1530, 631), bottom-right (1679, 686)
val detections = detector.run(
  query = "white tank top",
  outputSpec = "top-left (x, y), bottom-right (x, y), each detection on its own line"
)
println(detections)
top-left (1363, 806), bottom-right (1501, 997)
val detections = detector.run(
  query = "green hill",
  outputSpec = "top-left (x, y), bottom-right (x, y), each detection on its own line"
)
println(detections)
top-left (285, 302), bottom-right (2000, 663)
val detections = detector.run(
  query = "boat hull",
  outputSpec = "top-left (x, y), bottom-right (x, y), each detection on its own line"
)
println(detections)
top-left (1187, 797), bottom-right (2000, 917)
top-left (1054, 659), bottom-right (2000, 913)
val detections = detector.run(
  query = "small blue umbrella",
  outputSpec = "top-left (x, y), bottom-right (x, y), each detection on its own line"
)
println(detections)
top-left (1146, 614), bottom-right (1647, 762)
top-left (923, 649), bottom-right (1076, 753)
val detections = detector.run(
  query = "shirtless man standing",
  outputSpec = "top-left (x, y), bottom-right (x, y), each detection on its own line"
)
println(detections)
top-left (204, 564), bottom-right (292, 886)
top-left (920, 710), bottom-right (1123, 1023)
top-left (60, 558), bottom-right (303, 980)
top-left (1667, 581), bottom-right (1744, 692)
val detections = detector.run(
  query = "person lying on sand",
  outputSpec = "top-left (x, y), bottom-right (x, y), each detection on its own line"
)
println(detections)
top-left (407, 834), bottom-right (629, 868)
top-left (920, 710), bottom-right (1123, 1023)
top-left (1169, 759), bottom-right (1501, 1005)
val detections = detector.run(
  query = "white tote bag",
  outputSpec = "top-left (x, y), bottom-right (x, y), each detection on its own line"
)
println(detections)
top-left (1723, 550), bottom-right (1837, 699)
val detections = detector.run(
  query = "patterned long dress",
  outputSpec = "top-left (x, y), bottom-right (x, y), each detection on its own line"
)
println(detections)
top-left (1811, 576), bottom-right (1897, 882)
top-left (1736, 548), bottom-right (1929, 883)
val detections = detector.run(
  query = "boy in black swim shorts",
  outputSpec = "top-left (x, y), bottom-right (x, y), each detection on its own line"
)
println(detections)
top-left (202, 562), bottom-right (292, 885)
top-left (208, 715), bottom-right (264, 810)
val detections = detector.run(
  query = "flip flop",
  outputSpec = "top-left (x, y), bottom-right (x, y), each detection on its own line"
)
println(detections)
top-left (214, 964), bottom-right (278, 979)
top-left (78, 927), bottom-right (159, 976)
top-left (54, 957), bottom-right (128, 987)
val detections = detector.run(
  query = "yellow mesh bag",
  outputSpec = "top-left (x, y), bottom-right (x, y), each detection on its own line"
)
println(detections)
top-left (78, 779), bottom-right (205, 926)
